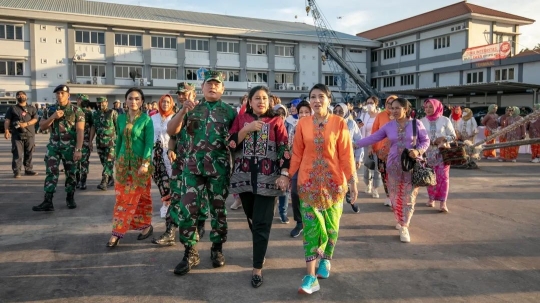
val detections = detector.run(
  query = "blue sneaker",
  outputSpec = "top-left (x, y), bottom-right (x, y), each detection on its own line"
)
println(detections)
top-left (316, 259), bottom-right (331, 279)
top-left (298, 275), bottom-right (320, 294)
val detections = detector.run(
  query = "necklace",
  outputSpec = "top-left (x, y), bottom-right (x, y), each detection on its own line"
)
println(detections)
top-left (313, 113), bottom-right (329, 126)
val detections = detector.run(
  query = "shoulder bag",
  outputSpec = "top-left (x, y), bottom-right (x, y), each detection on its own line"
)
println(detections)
top-left (401, 119), bottom-right (437, 187)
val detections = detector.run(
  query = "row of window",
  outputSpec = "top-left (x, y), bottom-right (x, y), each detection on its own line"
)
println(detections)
top-left (434, 36), bottom-right (451, 49)
top-left (0, 24), bottom-right (23, 40)
top-left (0, 60), bottom-right (23, 76)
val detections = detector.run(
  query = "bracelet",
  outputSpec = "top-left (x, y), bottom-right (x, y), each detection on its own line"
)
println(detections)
top-left (280, 174), bottom-right (290, 179)
top-left (75, 148), bottom-right (82, 152)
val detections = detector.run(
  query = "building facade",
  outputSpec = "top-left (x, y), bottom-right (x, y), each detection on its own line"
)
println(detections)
top-left (0, 0), bottom-right (379, 106)
top-left (358, 1), bottom-right (539, 108)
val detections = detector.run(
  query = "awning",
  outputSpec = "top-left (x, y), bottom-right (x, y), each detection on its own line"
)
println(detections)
top-left (386, 82), bottom-right (540, 98)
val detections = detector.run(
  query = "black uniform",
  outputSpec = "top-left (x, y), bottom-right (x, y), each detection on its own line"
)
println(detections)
top-left (5, 104), bottom-right (37, 174)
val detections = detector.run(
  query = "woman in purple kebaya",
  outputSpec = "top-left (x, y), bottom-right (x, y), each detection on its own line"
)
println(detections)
top-left (355, 98), bottom-right (430, 243)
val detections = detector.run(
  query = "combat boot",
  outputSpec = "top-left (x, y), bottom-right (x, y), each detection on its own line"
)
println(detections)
top-left (197, 220), bottom-right (206, 239)
top-left (210, 243), bottom-right (226, 268)
top-left (66, 192), bottom-right (77, 209)
top-left (152, 222), bottom-right (176, 246)
top-left (107, 176), bottom-right (115, 188)
top-left (79, 174), bottom-right (87, 190)
top-left (173, 245), bottom-right (200, 275)
top-left (97, 176), bottom-right (108, 191)
top-left (32, 193), bottom-right (54, 211)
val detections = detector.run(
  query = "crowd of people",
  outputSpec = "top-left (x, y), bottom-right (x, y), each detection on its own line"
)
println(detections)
top-left (4, 71), bottom-right (539, 295)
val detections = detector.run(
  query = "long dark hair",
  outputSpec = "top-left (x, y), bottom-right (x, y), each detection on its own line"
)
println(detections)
top-left (309, 83), bottom-right (332, 100)
top-left (245, 85), bottom-right (276, 117)
top-left (125, 87), bottom-right (146, 103)
top-left (392, 98), bottom-right (413, 118)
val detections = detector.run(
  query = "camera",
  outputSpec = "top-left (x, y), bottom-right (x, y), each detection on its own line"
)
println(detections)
top-left (14, 121), bottom-right (27, 133)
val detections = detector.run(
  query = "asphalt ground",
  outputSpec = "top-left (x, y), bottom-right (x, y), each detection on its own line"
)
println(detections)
top-left (0, 134), bottom-right (539, 303)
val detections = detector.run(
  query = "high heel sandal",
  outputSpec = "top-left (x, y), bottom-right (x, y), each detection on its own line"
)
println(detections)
top-left (106, 237), bottom-right (120, 247)
top-left (439, 201), bottom-right (449, 213)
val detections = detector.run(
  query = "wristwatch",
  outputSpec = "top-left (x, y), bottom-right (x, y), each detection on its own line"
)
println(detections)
top-left (280, 171), bottom-right (290, 178)
top-left (142, 162), bottom-right (150, 168)
top-left (75, 148), bottom-right (82, 152)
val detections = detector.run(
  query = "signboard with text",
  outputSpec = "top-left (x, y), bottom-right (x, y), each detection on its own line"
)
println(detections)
top-left (462, 41), bottom-right (511, 63)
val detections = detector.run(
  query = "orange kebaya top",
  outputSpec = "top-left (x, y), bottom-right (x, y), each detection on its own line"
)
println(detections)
top-left (371, 110), bottom-right (392, 159)
top-left (289, 115), bottom-right (356, 209)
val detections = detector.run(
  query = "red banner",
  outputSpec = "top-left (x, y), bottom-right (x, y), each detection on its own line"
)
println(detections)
top-left (462, 42), bottom-right (511, 63)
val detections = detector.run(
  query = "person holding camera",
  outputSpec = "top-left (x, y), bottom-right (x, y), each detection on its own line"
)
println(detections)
top-left (4, 91), bottom-right (39, 178)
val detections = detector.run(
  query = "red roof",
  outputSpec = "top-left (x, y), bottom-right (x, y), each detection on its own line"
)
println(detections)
top-left (357, 1), bottom-right (535, 40)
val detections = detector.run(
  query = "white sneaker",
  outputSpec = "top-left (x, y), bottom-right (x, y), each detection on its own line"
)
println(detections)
top-left (395, 223), bottom-right (401, 230)
top-left (532, 158), bottom-right (540, 163)
top-left (364, 183), bottom-right (372, 194)
top-left (372, 188), bottom-right (379, 198)
top-left (230, 199), bottom-right (242, 210)
top-left (384, 198), bottom-right (391, 207)
top-left (400, 227), bottom-right (411, 243)
top-left (511, 159), bottom-right (517, 163)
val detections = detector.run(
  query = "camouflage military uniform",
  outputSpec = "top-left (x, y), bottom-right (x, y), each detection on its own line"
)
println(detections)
top-left (92, 108), bottom-right (118, 180)
top-left (43, 103), bottom-right (85, 193)
top-left (76, 106), bottom-right (93, 187)
top-left (168, 99), bottom-right (237, 247)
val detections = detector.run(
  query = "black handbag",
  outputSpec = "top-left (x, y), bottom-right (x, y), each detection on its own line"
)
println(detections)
top-left (364, 154), bottom-right (376, 170)
top-left (401, 119), bottom-right (437, 187)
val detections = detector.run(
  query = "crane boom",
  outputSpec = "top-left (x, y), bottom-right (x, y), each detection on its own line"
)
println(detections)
top-left (307, 0), bottom-right (384, 101)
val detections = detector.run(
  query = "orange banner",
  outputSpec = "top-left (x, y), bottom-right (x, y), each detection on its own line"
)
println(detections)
top-left (462, 42), bottom-right (511, 63)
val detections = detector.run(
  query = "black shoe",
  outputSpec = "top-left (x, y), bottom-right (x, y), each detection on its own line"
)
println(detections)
top-left (152, 227), bottom-right (176, 246)
top-left (97, 176), bottom-right (108, 191)
top-left (66, 192), bottom-right (77, 209)
top-left (32, 193), bottom-right (54, 211)
top-left (351, 203), bottom-right (360, 213)
top-left (251, 274), bottom-right (263, 288)
top-left (210, 244), bottom-right (225, 268)
top-left (14, 171), bottom-right (21, 178)
top-left (106, 237), bottom-right (120, 247)
top-left (107, 177), bottom-right (115, 187)
top-left (24, 170), bottom-right (38, 176)
top-left (137, 225), bottom-right (153, 240)
top-left (290, 224), bottom-right (303, 238)
top-left (79, 175), bottom-right (87, 190)
top-left (174, 246), bottom-right (200, 275)
top-left (197, 221), bottom-right (205, 239)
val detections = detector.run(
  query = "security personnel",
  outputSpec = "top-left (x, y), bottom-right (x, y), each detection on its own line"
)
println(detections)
top-left (3, 91), bottom-right (39, 178)
top-left (75, 94), bottom-right (93, 190)
top-left (167, 71), bottom-right (237, 275)
top-left (90, 97), bottom-right (118, 190)
top-left (32, 84), bottom-right (85, 211)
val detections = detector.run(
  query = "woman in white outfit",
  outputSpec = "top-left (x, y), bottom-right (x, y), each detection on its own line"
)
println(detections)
top-left (358, 96), bottom-right (383, 198)
top-left (456, 108), bottom-right (478, 143)
top-left (151, 94), bottom-right (175, 208)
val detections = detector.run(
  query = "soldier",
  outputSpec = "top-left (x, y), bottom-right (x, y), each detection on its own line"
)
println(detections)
top-left (75, 94), bottom-right (93, 190)
top-left (90, 97), bottom-right (118, 190)
top-left (32, 85), bottom-right (85, 211)
top-left (167, 71), bottom-right (236, 275)
top-left (152, 82), bottom-right (208, 246)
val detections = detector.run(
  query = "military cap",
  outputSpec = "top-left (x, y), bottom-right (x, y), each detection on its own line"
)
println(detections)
top-left (96, 97), bottom-right (108, 103)
top-left (113, 99), bottom-right (121, 104)
top-left (78, 94), bottom-right (89, 101)
top-left (53, 84), bottom-right (70, 93)
top-left (203, 70), bottom-right (224, 83)
top-left (176, 82), bottom-right (195, 93)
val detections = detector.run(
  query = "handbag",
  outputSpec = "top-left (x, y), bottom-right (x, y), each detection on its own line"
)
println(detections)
top-left (439, 142), bottom-right (468, 165)
top-left (404, 119), bottom-right (437, 187)
top-left (364, 154), bottom-right (376, 170)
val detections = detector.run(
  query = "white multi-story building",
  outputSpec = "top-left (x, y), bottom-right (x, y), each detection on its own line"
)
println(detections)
top-left (358, 1), bottom-right (539, 107)
top-left (0, 0), bottom-right (379, 106)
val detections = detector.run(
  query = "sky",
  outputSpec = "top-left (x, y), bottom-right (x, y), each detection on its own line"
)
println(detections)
top-left (95, 0), bottom-right (540, 49)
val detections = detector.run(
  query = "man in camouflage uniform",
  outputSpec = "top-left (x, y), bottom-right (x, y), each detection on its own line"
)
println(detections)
top-left (90, 97), bottom-right (118, 190)
top-left (32, 85), bottom-right (85, 211)
top-left (152, 82), bottom-right (209, 246)
top-left (167, 71), bottom-right (236, 275)
top-left (75, 94), bottom-right (93, 190)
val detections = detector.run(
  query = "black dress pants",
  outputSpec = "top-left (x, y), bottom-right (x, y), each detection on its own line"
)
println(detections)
top-left (239, 192), bottom-right (276, 269)
top-left (11, 135), bottom-right (34, 173)
top-left (290, 176), bottom-right (302, 225)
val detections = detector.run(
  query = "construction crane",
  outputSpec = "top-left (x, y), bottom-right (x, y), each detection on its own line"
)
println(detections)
top-left (306, 0), bottom-right (385, 103)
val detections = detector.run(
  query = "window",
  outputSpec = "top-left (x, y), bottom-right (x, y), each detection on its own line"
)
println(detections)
top-left (247, 43), bottom-right (267, 55)
top-left (434, 36), bottom-right (451, 49)
top-left (349, 49), bottom-right (362, 53)
top-left (0, 24), bottom-right (23, 40)
top-left (275, 72), bottom-right (294, 84)
top-left (371, 78), bottom-right (377, 89)
top-left (151, 67), bottom-right (177, 80)
top-left (114, 34), bottom-right (142, 47)
top-left (433, 73), bottom-right (438, 83)
top-left (371, 51), bottom-right (378, 62)
top-left (247, 71), bottom-right (268, 83)
top-left (400, 74), bottom-right (415, 86)
top-left (185, 69), bottom-right (198, 81)
top-left (219, 70), bottom-right (240, 82)
top-left (185, 39), bottom-right (209, 51)
top-left (324, 74), bottom-right (338, 86)
top-left (383, 77), bottom-right (396, 88)
top-left (115, 66), bottom-right (142, 78)
top-left (383, 48), bottom-right (396, 60)
top-left (466, 71), bottom-right (484, 84)
top-left (75, 30), bottom-right (105, 45)
top-left (495, 68), bottom-right (515, 81)
top-left (401, 43), bottom-right (415, 56)
top-left (0, 60), bottom-right (24, 76)
top-left (217, 41), bottom-right (239, 53)
top-left (75, 64), bottom-right (105, 77)
top-left (151, 36), bottom-right (177, 49)
top-left (275, 45), bottom-right (294, 57)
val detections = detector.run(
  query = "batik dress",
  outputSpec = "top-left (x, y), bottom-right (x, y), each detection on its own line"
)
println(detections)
top-left (504, 115), bottom-right (525, 160)
top-left (420, 116), bottom-right (456, 204)
top-left (498, 114), bottom-right (510, 159)
top-left (481, 113), bottom-right (498, 158)
top-left (289, 115), bottom-right (356, 262)
top-left (151, 113), bottom-right (172, 200)
top-left (356, 120), bottom-right (430, 227)
top-left (529, 116), bottom-right (540, 159)
top-left (111, 112), bottom-right (154, 238)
